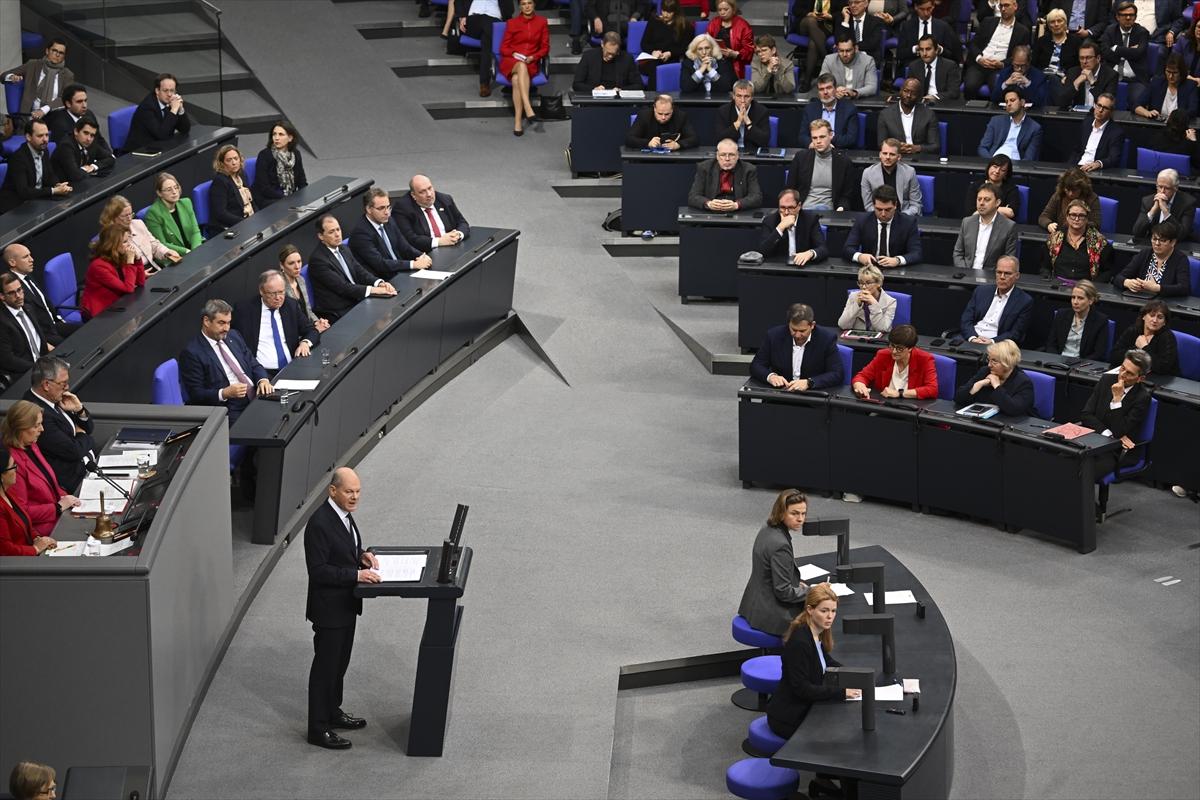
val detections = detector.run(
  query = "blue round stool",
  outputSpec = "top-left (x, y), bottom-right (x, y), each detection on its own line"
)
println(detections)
top-left (743, 714), bottom-right (788, 757)
top-left (726, 757), bottom-right (799, 800)
top-left (733, 654), bottom-right (781, 711)
top-left (732, 614), bottom-right (784, 649)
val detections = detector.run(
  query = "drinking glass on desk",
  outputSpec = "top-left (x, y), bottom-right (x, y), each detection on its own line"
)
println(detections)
top-left (136, 453), bottom-right (152, 479)
top-left (320, 348), bottom-right (331, 367)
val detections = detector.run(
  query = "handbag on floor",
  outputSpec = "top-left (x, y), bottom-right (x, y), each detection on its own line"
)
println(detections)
top-left (539, 92), bottom-right (567, 120)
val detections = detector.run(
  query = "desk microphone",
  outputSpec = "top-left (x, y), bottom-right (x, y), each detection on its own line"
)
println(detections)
top-left (84, 459), bottom-right (132, 500)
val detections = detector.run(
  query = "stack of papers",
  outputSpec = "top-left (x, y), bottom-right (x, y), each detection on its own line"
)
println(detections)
top-left (376, 554), bottom-right (427, 582)
top-left (847, 684), bottom-right (904, 701)
top-left (98, 450), bottom-right (157, 469)
top-left (862, 590), bottom-right (918, 605)
top-left (274, 379), bottom-right (320, 391)
top-left (79, 478), bottom-right (134, 499)
top-left (798, 563), bottom-right (829, 581)
top-left (411, 269), bottom-right (454, 280)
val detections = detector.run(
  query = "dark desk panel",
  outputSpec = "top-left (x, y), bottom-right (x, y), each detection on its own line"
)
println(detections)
top-left (828, 393), bottom-right (921, 505)
top-left (738, 388), bottom-right (832, 492)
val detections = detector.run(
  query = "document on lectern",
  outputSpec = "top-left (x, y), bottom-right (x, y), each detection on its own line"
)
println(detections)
top-left (798, 563), bottom-right (830, 581)
top-left (863, 590), bottom-right (918, 605)
top-left (376, 554), bottom-right (427, 582)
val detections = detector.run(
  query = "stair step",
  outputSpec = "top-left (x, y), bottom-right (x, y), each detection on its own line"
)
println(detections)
top-left (186, 89), bottom-right (280, 128)
top-left (64, 11), bottom-right (217, 48)
top-left (121, 49), bottom-right (253, 86)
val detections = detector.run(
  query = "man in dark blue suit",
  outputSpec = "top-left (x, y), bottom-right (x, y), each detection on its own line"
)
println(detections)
top-left (759, 189), bottom-right (828, 266)
top-left (308, 215), bottom-right (398, 323)
top-left (348, 187), bottom-right (432, 280)
top-left (798, 74), bottom-right (859, 149)
top-left (978, 87), bottom-right (1043, 161)
top-left (959, 255), bottom-right (1033, 344)
top-left (232, 270), bottom-right (320, 377)
top-left (177, 298), bottom-right (272, 423)
top-left (750, 303), bottom-right (844, 391)
top-left (24, 355), bottom-right (95, 494)
top-left (124, 73), bottom-right (191, 153)
top-left (1068, 94), bottom-right (1125, 172)
top-left (393, 174), bottom-right (470, 253)
top-left (843, 185), bottom-right (922, 268)
top-left (993, 45), bottom-right (1050, 107)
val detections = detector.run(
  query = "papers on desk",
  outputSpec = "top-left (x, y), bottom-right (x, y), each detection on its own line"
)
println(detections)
top-left (411, 269), bottom-right (454, 280)
top-left (636, 51), bottom-right (658, 61)
top-left (45, 538), bottom-right (133, 557)
top-left (376, 554), bottom-right (426, 582)
top-left (591, 88), bottom-right (619, 97)
top-left (618, 89), bottom-right (645, 99)
top-left (828, 582), bottom-right (854, 597)
top-left (74, 496), bottom-right (129, 516)
top-left (1044, 422), bottom-right (1094, 440)
top-left (846, 683), bottom-right (905, 701)
top-left (903, 678), bottom-right (920, 694)
top-left (79, 478), bottom-right (134, 499)
top-left (956, 403), bottom-right (999, 419)
top-left (273, 379), bottom-right (320, 391)
top-left (798, 563), bottom-right (830, 581)
top-left (98, 450), bottom-right (157, 469)
top-left (862, 590), bottom-right (918, 606)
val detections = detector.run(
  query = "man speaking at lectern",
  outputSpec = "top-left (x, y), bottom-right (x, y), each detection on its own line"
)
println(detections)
top-left (305, 467), bottom-right (381, 750)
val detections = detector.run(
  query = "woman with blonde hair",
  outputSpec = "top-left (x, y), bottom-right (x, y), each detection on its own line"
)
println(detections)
top-left (681, 34), bottom-right (736, 94)
top-left (2, 401), bottom-right (80, 536)
top-left (954, 339), bottom-right (1036, 416)
top-left (99, 194), bottom-right (180, 272)
top-left (208, 143), bottom-right (256, 232)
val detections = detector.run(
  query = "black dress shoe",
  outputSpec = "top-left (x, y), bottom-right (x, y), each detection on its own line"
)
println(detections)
top-left (333, 710), bottom-right (367, 729)
top-left (308, 730), bottom-right (352, 749)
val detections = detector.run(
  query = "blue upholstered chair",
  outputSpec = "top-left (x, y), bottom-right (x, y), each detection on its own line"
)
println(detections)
top-left (1096, 398), bottom-right (1159, 522)
top-left (1175, 331), bottom-right (1200, 381)
top-left (43, 252), bottom-right (83, 324)
top-left (743, 715), bottom-right (788, 757)
top-left (1097, 196), bottom-right (1117, 235)
top-left (656, 62), bottom-right (681, 92)
top-left (1015, 184), bottom-right (1030, 224)
top-left (726, 758), bottom-right (799, 800)
top-left (736, 654), bottom-right (782, 711)
top-left (916, 174), bottom-right (934, 216)
top-left (107, 105), bottom-right (137, 152)
top-left (838, 343), bottom-right (853, 385)
top-left (932, 353), bottom-right (956, 401)
top-left (152, 359), bottom-right (184, 405)
top-left (1027, 370), bottom-right (1055, 420)
top-left (192, 180), bottom-right (213, 233)
top-left (243, 156), bottom-right (257, 186)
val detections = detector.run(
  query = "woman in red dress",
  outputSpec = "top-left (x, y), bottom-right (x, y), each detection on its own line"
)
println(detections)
top-left (706, 0), bottom-right (754, 78)
top-left (499, 0), bottom-right (550, 136)
top-left (80, 222), bottom-right (146, 319)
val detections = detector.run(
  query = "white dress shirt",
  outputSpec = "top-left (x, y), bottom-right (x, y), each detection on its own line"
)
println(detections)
top-left (981, 19), bottom-right (1015, 63)
top-left (972, 215), bottom-right (995, 270)
top-left (975, 288), bottom-right (1012, 340)
top-left (205, 333), bottom-right (245, 402)
top-left (899, 107), bottom-right (916, 143)
top-left (1079, 120), bottom-right (1107, 165)
top-left (418, 204), bottom-right (448, 248)
top-left (791, 341), bottom-right (807, 380)
top-left (888, 363), bottom-right (910, 394)
top-left (326, 497), bottom-right (360, 549)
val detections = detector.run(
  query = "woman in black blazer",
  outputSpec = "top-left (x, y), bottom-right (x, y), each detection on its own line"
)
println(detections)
top-left (251, 120), bottom-right (308, 209)
top-left (1044, 280), bottom-right (1111, 362)
top-left (208, 144), bottom-right (256, 234)
top-left (680, 34), bottom-right (736, 94)
top-left (955, 340), bottom-right (1036, 416)
top-left (1110, 300), bottom-right (1180, 377)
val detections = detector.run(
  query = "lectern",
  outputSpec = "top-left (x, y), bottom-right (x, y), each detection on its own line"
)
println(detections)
top-left (355, 545), bottom-right (472, 756)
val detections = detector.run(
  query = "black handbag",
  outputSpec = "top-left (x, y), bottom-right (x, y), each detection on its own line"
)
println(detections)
top-left (539, 92), bottom-right (567, 120)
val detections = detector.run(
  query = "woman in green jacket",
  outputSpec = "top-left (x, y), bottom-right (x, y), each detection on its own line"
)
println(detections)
top-left (143, 172), bottom-right (203, 257)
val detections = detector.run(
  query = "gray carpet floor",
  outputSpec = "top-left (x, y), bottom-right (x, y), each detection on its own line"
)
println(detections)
top-left (164, 3), bottom-right (1200, 798)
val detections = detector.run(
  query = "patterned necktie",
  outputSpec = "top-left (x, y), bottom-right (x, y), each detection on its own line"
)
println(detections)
top-left (217, 340), bottom-right (250, 386)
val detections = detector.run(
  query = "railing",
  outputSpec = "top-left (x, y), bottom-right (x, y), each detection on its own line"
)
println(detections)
top-left (195, 0), bottom-right (225, 124)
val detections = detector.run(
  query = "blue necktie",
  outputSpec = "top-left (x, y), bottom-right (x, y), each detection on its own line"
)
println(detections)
top-left (270, 309), bottom-right (289, 367)
top-left (332, 248), bottom-right (353, 281)
top-left (378, 224), bottom-right (397, 259)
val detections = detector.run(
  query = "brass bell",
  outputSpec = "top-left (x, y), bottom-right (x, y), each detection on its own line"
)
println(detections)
top-left (92, 492), bottom-right (116, 543)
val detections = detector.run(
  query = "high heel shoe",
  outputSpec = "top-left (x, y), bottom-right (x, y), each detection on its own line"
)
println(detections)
top-left (527, 113), bottom-right (543, 132)
top-left (513, 126), bottom-right (524, 136)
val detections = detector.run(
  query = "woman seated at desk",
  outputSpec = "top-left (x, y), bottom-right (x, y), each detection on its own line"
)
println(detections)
top-left (1043, 279), bottom-right (1111, 361)
top-left (680, 34), bottom-right (736, 95)
top-left (1110, 299), bottom-right (1179, 376)
top-left (80, 223), bottom-right (146, 319)
top-left (2, 401), bottom-right (80, 537)
top-left (144, 171), bottom-right (203, 257)
top-left (1044, 199), bottom-right (1112, 282)
top-left (0, 443), bottom-right (55, 556)
top-left (100, 194), bottom-right (180, 273)
top-left (737, 489), bottom-right (811, 637)
top-left (1112, 219), bottom-right (1191, 298)
top-left (208, 143), bottom-right (256, 233)
top-left (252, 120), bottom-right (308, 209)
top-left (7, 762), bottom-right (57, 800)
top-left (837, 264), bottom-right (896, 333)
top-left (1037, 168), bottom-right (1100, 234)
top-left (851, 324), bottom-right (938, 399)
top-left (954, 339), bottom-right (1036, 416)
top-left (640, 0), bottom-right (693, 90)
top-left (1133, 54), bottom-right (1198, 121)
top-left (964, 154), bottom-right (1020, 221)
top-left (278, 243), bottom-right (330, 333)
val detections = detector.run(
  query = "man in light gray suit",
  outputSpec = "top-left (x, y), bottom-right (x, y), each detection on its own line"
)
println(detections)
top-left (876, 77), bottom-right (941, 156)
top-left (953, 183), bottom-right (1019, 271)
top-left (860, 139), bottom-right (923, 217)
top-left (820, 34), bottom-right (879, 99)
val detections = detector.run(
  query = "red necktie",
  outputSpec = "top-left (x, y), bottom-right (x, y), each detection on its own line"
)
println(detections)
top-left (424, 207), bottom-right (442, 238)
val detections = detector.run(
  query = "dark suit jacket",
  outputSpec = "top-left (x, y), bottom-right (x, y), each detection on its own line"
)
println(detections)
top-left (1068, 117), bottom-right (1125, 169)
top-left (798, 100), bottom-right (859, 149)
top-left (1080, 374), bottom-right (1152, 441)
top-left (1131, 191), bottom-right (1197, 241)
top-left (304, 500), bottom-right (364, 628)
top-left (1046, 0), bottom-right (1111, 38)
top-left (44, 108), bottom-right (113, 155)
top-left (786, 149), bottom-right (856, 211)
top-left (250, 146), bottom-right (308, 209)
top-left (959, 284), bottom-right (1034, 344)
top-left (758, 211), bottom-right (828, 261)
top-left (991, 64), bottom-right (1050, 106)
top-left (687, 158), bottom-right (762, 210)
top-left (737, 524), bottom-right (807, 637)
top-left (124, 92), bottom-right (192, 152)
top-left (1110, 324), bottom-right (1179, 375)
top-left (12, 275), bottom-right (64, 345)
top-left (1056, 63), bottom-right (1119, 108)
top-left (308, 244), bottom-right (381, 321)
top-left (0, 143), bottom-right (62, 214)
top-left (766, 626), bottom-right (843, 738)
top-left (1139, 76), bottom-right (1199, 118)
top-left (393, 191), bottom-right (470, 252)
top-left (897, 14), bottom-right (961, 62)
top-left (968, 17), bottom-right (1031, 63)
top-left (750, 324), bottom-right (844, 387)
top-left (840, 13), bottom-right (886, 56)
top-left (208, 172), bottom-right (254, 232)
top-left (1044, 308), bottom-right (1112, 361)
top-left (571, 49), bottom-right (642, 92)
top-left (51, 137), bottom-right (115, 184)
top-left (680, 56), bottom-right (736, 94)
top-left (876, 102), bottom-right (940, 150)
top-left (1100, 23), bottom-right (1152, 83)
top-left (843, 211), bottom-right (922, 265)
top-left (714, 100), bottom-right (771, 149)
top-left (978, 113), bottom-right (1043, 160)
top-left (22, 389), bottom-right (94, 493)
top-left (231, 296), bottom-right (320, 365)
top-left (1111, 248), bottom-right (1191, 297)
top-left (906, 57), bottom-right (963, 101)
top-left (1033, 31), bottom-right (1081, 75)
top-left (349, 215), bottom-right (425, 279)
top-left (625, 106), bottom-right (698, 149)
top-left (955, 363), bottom-right (1036, 415)
top-left (177, 330), bottom-right (267, 421)
top-left (0, 305), bottom-right (52, 379)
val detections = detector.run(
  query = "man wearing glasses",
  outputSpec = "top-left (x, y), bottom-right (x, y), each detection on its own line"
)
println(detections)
top-left (232, 270), bottom-right (321, 377)
top-left (1055, 40), bottom-right (1117, 108)
top-left (960, 255), bottom-right (1033, 345)
top-left (1070, 92), bottom-right (1125, 172)
top-left (23, 355), bottom-right (95, 494)
top-left (1131, 169), bottom-right (1195, 242)
top-left (964, 0), bottom-right (1031, 100)
top-left (1099, 2), bottom-right (1151, 107)
top-left (1, 38), bottom-right (73, 120)
top-left (758, 189), bottom-right (827, 266)
top-left (349, 187), bottom-right (432, 280)
top-left (0, 271), bottom-right (55, 380)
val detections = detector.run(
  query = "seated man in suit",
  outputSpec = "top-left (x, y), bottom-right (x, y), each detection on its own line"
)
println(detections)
top-left (965, 0), bottom-right (1031, 100)
top-left (1067, 93), bottom-right (1126, 174)
top-left (1131, 169), bottom-right (1196, 241)
top-left (978, 87), bottom-right (1043, 161)
top-left (715, 80), bottom-right (771, 150)
top-left (960, 255), bottom-right (1033, 344)
top-left (308, 215), bottom-right (398, 322)
top-left (953, 183), bottom-right (1019, 271)
top-left (24, 356), bottom-right (95, 493)
top-left (838, 0), bottom-right (885, 57)
top-left (993, 45), bottom-right (1050, 106)
top-left (51, 117), bottom-right (115, 185)
top-left (1100, 2), bottom-right (1152, 107)
top-left (349, 188), bottom-right (433, 280)
top-left (860, 139), bottom-right (923, 216)
top-left (898, 0), bottom-right (961, 63)
top-left (820, 35), bottom-right (879, 99)
top-left (394, 175), bottom-right (470, 252)
top-left (1, 38), bottom-right (73, 120)
top-left (758, 189), bottom-right (828, 266)
top-left (798, 73), bottom-right (859, 149)
top-left (750, 302), bottom-right (844, 391)
top-left (625, 94), bottom-right (698, 151)
top-left (844, 185), bottom-right (922, 268)
top-left (687, 138), bottom-right (762, 211)
top-left (877, 78), bottom-right (940, 156)
top-left (124, 73), bottom-right (192, 153)
top-left (787, 120), bottom-right (855, 211)
top-left (44, 85), bottom-right (111, 153)
top-left (1112, 219), bottom-right (1191, 297)
top-left (907, 35), bottom-right (962, 103)
top-left (178, 298), bottom-right (272, 423)
top-left (2, 244), bottom-right (73, 339)
top-left (749, 35), bottom-right (797, 97)
top-left (571, 31), bottom-right (642, 93)
top-left (1078, 348), bottom-right (1153, 457)
top-left (0, 119), bottom-right (72, 214)
top-left (232, 270), bottom-right (321, 377)
top-left (0, 271), bottom-right (56, 382)
top-left (1055, 40), bottom-right (1117, 109)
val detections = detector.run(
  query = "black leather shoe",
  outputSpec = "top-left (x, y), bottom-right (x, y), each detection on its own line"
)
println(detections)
top-left (333, 710), bottom-right (367, 729)
top-left (308, 730), bottom-right (352, 749)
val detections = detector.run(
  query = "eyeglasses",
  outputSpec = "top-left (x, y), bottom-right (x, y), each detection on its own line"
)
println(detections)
top-left (778, 205), bottom-right (799, 213)
top-left (48, 47), bottom-right (66, 55)
top-left (1066, 212), bottom-right (1087, 219)
top-left (888, 344), bottom-right (909, 352)
top-left (372, 204), bottom-right (392, 212)
top-left (1150, 236), bottom-right (1173, 244)
top-left (2, 287), bottom-right (24, 297)
top-left (261, 290), bottom-right (286, 298)
top-left (858, 280), bottom-right (879, 288)
top-left (1095, 104), bottom-right (1114, 111)
top-left (46, 377), bottom-right (70, 388)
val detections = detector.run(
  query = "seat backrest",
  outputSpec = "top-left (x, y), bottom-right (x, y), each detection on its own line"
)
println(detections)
top-left (1175, 330), bottom-right (1200, 381)
top-left (135, 205), bottom-right (150, 220)
top-left (1156, 150), bottom-right (1192, 178)
top-left (300, 264), bottom-right (315, 307)
top-left (916, 174), bottom-right (934, 216)
top-left (153, 359), bottom-right (184, 405)
top-left (243, 156), bottom-right (257, 186)
top-left (4, 82), bottom-right (22, 117)
top-left (656, 62), bottom-right (681, 93)
top-left (932, 353), bottom-right (956, 401)
top-left (627, 20), bottom-right (647, 55)
top-left (43, 253), bottom-right (77, 311)
top-left (629, 112), bottom-right (637, 127)
top-left (1115, 80), bottom-right (1129, 110)
top-left (1105, 318), bottom-right (1116, 362)
top-left (107, 105), bottom-right (137, 152)
top-left (492, 21), bottom-right (507, 58)
top-left (1189, 256), bottom-right (1200, 298)
top-left (694, 20), bottom-right (708, 37)
top-left (1015, 184), bottom-right (1029, 224)
top-left (856, 112), bottom-right (866, 149)
top-left (0, 163), bottom-right (7, 188)
top-left (890, 291), bottom-right (912, 326)
top-left (837, 343), bottom-right (852, 385)
top-left (768, 116), bottom-right (779, 148)
top-left (192, 180), bottom-right (213, 228)
top-left (1027, 370), bottom-right (1055, 419)
top-left (1135, 147), bottom-right (1157, 173)
top-left (938, 121), bottom-right (948, 157)
top-left (1097, 196), bottom-right (1117, 234)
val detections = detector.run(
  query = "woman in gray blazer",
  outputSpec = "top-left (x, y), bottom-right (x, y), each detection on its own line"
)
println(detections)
top-left (737, 489), bottom-right (811, 637)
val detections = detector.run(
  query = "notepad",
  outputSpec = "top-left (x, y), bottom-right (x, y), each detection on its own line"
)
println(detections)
top-left (74, 496), bottom-right (129, 515)
top-left (829, 582), bottom-right (854, 597)
top-left (798, 563), bottom-right (830, 581)
top-left (376, 554), bottom-right (426, 582)
top-left (1044, 422), bottom-right (1094, 440)
top-left (846, 683), bottom-right (904, 701)
top-left (274, 379), bottom-right (320, 391)
top-left (79, 478), bottom-right (134, 499)
top-left (862, 590), bottom-right (918, 605)
top-left (98, 450), bottom-right (158, 468)
top-left (411, 269), bottom-right (453, 280)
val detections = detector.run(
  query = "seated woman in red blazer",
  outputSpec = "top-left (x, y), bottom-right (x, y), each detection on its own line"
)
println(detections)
top-left (0, 442), bottom-right (56, 556)
top-left (851, 324), bottom-right (939, 400)
top-left (2, 401), bottom-right (80, 537)
top-left (499, 0), bottom-right (550, 136)
top-left (80, 223), bottom-right (146, 319)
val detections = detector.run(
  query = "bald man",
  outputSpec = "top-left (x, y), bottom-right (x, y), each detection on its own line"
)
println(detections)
top-left (2, 243), bottom-right (72, 340)
top-left (305, 467), bottom-right (380, 750)
top-left (393, 174), bottom-right (471, 253)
